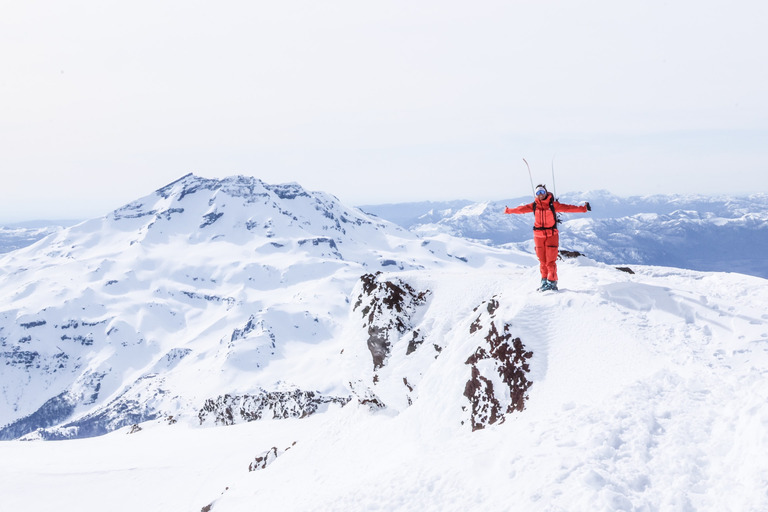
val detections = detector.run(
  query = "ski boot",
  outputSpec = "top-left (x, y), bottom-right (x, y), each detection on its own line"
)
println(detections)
top-left (539, 279), bottom-right (558, 292)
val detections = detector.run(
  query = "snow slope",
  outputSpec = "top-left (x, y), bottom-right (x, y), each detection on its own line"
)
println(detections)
top-left (1, 175), bottom-right (767, 511)
top-left (208, 262), bottom-right (768, 512)
top-left (2, 258), bottom-right (767, 511)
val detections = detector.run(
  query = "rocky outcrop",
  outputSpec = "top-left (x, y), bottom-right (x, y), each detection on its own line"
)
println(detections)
top-left (463, 297), bottom-right (533, 431)
top-left (248, 442), bottom-right (297, 472)
top-left (198, 390), bottom-right (351, 426)
top-left (353, 272), bottom-right (430, 370)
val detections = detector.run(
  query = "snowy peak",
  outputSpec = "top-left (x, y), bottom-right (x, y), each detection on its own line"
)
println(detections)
top-left (0, 174), bottom-right (527, 440)
top-left (101, 173), bottom-right (388, 248)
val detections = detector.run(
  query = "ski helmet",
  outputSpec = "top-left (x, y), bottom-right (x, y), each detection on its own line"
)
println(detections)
top-left (535, 185), bottom-right (547, 197)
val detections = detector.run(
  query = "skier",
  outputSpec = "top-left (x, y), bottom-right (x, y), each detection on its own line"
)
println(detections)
top-left (504, 185), bottom-right (591, 291)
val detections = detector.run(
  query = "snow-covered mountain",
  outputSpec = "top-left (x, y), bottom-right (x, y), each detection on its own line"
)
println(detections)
top-left (361, 191), bottom-right (768, 278)
top-left (0, 174), bottom-right (523, 440)
top-left (8, 191), bottom-right (768, 278)
top-left (1, 175), bottom-right (768, 511)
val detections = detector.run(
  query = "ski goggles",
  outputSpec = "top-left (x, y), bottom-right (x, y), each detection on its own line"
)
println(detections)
top-left (535, 188), bottom-right (547, 196)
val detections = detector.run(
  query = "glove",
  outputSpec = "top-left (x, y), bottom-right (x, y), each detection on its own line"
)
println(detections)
top-left (504, 206), bottom-right (512, 214)
top-left (585, 202), bottom-right (591, 211)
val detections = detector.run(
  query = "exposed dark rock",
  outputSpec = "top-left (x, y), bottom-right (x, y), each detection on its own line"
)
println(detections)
top-left (616, 266), bottom-right (635, 274)
top-left (248, 442), bottom-right (296, 472)
top-left (463, 296), bottom-right (533, 432)
top-left (20, 320), bottom-right (47, 329)
top-left (200, 212), bottom-right (224, 228)
top-left (198, 390), bottom-right (351, 426)
top-left (348, 380), bottom-right (386, 410)
top-left (230, 316), bottom-right (258, 342)
top-left (405, 330), bottom-right (424, 355)
top-left (559, 249), bottom-right (585, 259)
top-left (298, 237), bottom-right (338, 250)
top-left (60, 334), bottom-right (94, 346)
top-left (403, 378), bottom-right (415, 404)
top-left (160, 208), bottom-right (184, 220)
top-left (270, 183), bottom-right (310, 200)
top-left (180, 290), bottom-right (236, 308)
top-left (112, 203), bottom-right (157, 220)
top-left (250, 447), bottom-right (279, 471)
top-left (2, 348), bottom-right (41, 369)
top-left (354, 272), bottom-right (430, 370)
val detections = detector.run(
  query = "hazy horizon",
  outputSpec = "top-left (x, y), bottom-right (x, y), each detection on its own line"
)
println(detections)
top-left (3, 1), bottom-right (767, 221)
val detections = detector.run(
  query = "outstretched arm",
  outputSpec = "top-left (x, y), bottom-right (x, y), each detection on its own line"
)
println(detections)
top-left (504, 203), bottom-right (534, 215)
top-left (553, 201), bottom-right (589, 213)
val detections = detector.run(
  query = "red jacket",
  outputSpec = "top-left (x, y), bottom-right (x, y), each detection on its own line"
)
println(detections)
top-left (504, 193), bottom-right (587, 230)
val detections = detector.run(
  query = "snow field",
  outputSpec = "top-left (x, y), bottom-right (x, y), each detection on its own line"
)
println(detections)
top-left (2, 258), bottom-right (767, 510)
top-left (210, 260), bottom-right (768, 511)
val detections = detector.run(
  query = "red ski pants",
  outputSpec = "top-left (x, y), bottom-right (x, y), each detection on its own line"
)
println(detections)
top-left (534, 229), bottom-right (559, 281)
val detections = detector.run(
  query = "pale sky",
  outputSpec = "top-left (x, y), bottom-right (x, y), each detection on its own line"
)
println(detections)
top-left (2, 0), bottom-right (767, 222)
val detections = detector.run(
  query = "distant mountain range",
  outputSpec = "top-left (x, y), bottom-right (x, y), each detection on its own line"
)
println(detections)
top-left (7, 191), bottom-right (768, 279)
top-left (0, 222), bottom-right (74, 254)
top-left (361, 191), bottom-right (768, 278)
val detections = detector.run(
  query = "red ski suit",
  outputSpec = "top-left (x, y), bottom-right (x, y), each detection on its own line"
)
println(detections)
top-left (504, 193), bottom-right (587, 281)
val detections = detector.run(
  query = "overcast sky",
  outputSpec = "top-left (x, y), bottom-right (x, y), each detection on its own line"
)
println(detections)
top-left (2, 0), bottom-right (767, 222)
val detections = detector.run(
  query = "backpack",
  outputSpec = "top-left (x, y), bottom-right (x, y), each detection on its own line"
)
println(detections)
top-left (532, 196), bottom-right (561, 230)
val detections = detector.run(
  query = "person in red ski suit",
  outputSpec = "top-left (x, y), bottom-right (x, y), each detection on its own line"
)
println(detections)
top-left (504, 184), bottom-right (590, 291)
